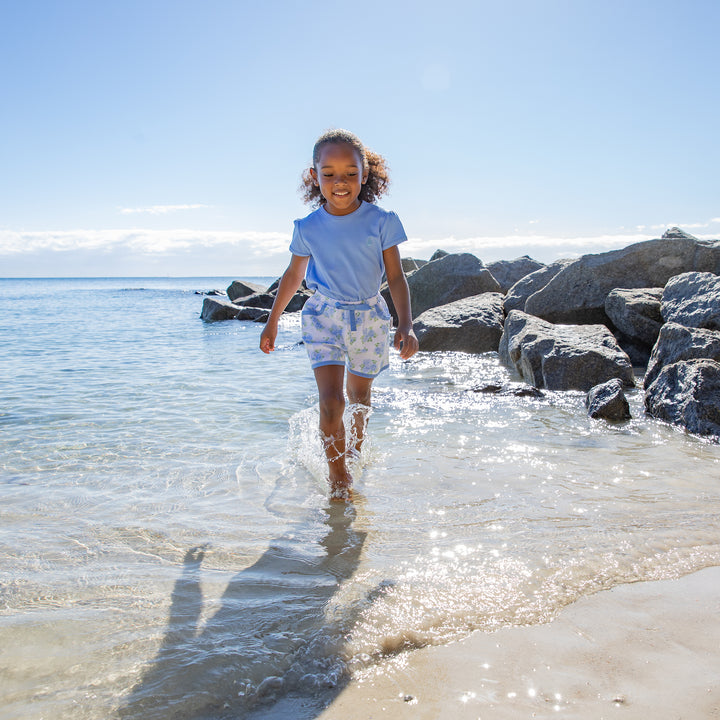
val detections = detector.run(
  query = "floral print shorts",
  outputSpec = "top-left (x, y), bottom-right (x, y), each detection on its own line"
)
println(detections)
top-left (301, 291), bottom-right (392, 378)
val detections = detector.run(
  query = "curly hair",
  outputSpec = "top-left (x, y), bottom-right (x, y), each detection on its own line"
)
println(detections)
top-left (300, 129), bottom-right (391, 207)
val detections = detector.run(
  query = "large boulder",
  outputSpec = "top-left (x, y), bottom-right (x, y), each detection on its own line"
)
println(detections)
top-left (644, 359), bottom-right (720, 439)
top-left (524, 230), bottom-right (720, 324)
top-left (644, 322), bottom-right (720, 389)
top-left (661, 272), bottom-right (720, 330)
top-left (605, 288), bottom-right (664, 346)
top-left (200, 296), bottom-right (240, 322)
top-left (586, 378), bottom-right (631, 421)
top-left (413, 293), bottom-right (505, 353)
top-left (605, 287), bottom-right (664, 366)
top-left (499, 310), bottom-right (635, 391)
top-left (503, 260), bottom-right (572, 314)
top-left (486, 256), bottom-right (545, 294)
top-left (406, 253), bottom-right (501, 317)
top-left (227, 280), bottom-right (266, 302)
top-left (383, 252), bottom-right (500, 322)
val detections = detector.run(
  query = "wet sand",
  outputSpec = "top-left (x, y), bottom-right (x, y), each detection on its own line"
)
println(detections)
top-left (317, 566), bottom-right (720, 719)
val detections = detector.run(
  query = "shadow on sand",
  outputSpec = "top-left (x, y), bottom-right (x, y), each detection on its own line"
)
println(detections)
top-left (120, 503), bottom-right (367, 719)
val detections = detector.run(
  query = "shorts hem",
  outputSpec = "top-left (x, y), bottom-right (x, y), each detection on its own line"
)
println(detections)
top-left (347, 364), bottom-right (389, 379)
top-left (310, 360), bottom-right (346, 370)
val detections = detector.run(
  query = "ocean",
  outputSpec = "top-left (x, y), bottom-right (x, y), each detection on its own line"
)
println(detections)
top-left (1, 277), bottom-right (719, 719)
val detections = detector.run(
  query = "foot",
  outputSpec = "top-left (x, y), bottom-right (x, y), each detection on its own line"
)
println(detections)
top-left (329, 471), bottom-right (353, 502)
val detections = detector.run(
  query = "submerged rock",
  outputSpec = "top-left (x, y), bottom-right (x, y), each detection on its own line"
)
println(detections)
top-left (413, 293), bottom-right (504, 353)
top-left (586, 378), bottom-right (631, 421)
top-left (499, 310), bottom-right (634, 391)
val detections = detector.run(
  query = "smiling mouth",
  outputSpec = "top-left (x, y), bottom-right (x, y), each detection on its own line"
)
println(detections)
top-left (333, 190), bottom-right (349, 197)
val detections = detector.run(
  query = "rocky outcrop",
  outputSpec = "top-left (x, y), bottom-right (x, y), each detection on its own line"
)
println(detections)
top-left (413, 293), bottom-right (505, 353)
top-left (524, 231), bottom-right (720, 325)
top-left (486, 256), bottom-right (545, 294)
top-left (644, 359), bottom-right (720, 438)
top-left (227, 280), bottom-right (266, 302)
top-left (586, 378), bottom-right (631, 421)
top-left (661, 272), bottom-right (720, 330)
top-left (503, 260), bottom-right (571, 314)
top-left (499, 310), bottom-right (634, 391)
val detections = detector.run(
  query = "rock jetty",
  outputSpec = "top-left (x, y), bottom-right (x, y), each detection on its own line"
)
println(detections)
top-left (209, 226), bottom-right (720, 440)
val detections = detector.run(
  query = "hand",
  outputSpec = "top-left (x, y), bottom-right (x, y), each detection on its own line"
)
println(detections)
top-left (259, 324), bottom-right (277, 354)
top-left (394, 325), bottom-right (419, 360)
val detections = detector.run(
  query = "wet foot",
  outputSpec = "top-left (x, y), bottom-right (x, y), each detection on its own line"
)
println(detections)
top-left (329, 472), bottom-right (353, 502)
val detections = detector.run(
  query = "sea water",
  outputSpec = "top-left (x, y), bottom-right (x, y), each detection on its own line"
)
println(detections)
top-left (1, 277), bottom-right (719, 719)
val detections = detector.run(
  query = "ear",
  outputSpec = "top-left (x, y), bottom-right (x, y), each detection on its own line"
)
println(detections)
top-left (362, 168), bottom-right (369, 185)
top-left (309, 167), bottom-right (319, 187)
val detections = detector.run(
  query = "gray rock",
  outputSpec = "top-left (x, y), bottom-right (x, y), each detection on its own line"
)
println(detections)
top-left (586, 378), bottom-right (631, 421)
top-left (644, 358), bottom-right (720, 439)
top-left (524, 233), bottom-right (720, 324)
top-left (503, 260), bottom-right (572, 314)
top-left (499, 310), bottom-right (635, 391)
top-left (470, 383), bottom-right (545, 398)
top-left (234, 292), bottom-right (276, 310)
top-left (401, 257), bottom-right (427, 273)
top-left (413, 293), bottom-right (505, 353)
top-left (429, 249), bottom-right (449, 261)
top-left (200, 296), bottom-right (239, 322)
top-left (605, 287), bottom-right (664, 346)
top-left (236, 307), bottom-right (270, 322)
top-left (486, 255), bottom-right (545, 294)
top-left (405, 252), bottom-right (501, 318)
top-left (227, 280), bottom-right (266, 302)
top-left (644, 322), bottom-right (720, 389)
top-left (661, 272), bottom-right (720, 330)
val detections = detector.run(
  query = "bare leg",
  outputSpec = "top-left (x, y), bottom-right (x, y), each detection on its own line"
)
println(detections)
top-left (346, 372), bottom-right (373, 457)
top-left (313, 365), bottom-right (352, 501)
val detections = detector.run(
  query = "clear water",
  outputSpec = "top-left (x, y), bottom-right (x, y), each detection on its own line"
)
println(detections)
top-left (1, 277), bottom-right (719, 719)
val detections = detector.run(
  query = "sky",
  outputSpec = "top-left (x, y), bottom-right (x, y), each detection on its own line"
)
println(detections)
top-left (1, 0), bottom-right (719, 278)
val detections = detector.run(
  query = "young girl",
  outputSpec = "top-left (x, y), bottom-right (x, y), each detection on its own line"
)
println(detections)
top-left (259, 129), bottom-right (418, 501)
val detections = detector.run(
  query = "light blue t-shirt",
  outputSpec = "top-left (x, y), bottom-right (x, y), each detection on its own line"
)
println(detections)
top-left (289, 201), bottom-right (407, 302)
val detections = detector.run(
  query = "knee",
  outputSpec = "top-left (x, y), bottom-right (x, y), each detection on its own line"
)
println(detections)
top-left (319, 391), bottom-right (345, 423)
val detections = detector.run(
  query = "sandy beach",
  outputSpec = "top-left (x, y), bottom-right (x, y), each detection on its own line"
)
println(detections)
top-left (311, 567), bottom-right (720, 720)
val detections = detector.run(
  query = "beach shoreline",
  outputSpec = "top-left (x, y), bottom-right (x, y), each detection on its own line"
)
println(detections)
top-left (311, 566), bottom-right (720, 719)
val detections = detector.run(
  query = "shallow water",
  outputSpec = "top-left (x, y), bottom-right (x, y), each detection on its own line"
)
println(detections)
top-left (1, 278), bottom-right (719, 719)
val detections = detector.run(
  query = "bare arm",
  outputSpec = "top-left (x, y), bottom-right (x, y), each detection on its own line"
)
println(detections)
top-left (382, 245), bottom-right (419, 360)
top-left (259, 254), bottom-right (309, 353)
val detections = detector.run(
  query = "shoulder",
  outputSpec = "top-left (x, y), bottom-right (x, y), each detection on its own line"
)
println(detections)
top-left (294, 206), bottom-right (324, 228)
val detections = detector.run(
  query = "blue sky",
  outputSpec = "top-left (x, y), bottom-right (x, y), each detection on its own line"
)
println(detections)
top-left (1, 0), bottom-right (718, 277)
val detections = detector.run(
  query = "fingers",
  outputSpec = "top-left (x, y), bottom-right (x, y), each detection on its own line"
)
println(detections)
top-left (394, 329), bottom-right (419, 360)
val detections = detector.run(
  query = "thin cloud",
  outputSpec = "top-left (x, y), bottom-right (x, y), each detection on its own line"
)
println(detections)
top-left (119, 204), bottom-right (211, 215)
top-left (0, 229), bottom-right (290, 256)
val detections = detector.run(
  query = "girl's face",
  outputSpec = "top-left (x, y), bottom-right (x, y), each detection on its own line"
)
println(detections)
top-left (310, 142), bottom-right (368, 216)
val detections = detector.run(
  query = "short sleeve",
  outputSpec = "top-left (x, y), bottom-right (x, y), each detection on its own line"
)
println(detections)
top-left (289, 219), bottom-right (311, 257)
top-left (380, 211), bottom-right (408, 251)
